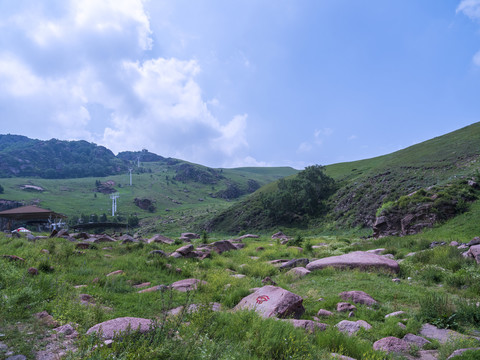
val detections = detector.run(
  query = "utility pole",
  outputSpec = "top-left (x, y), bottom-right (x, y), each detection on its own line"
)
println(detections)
top-left (129, 168), bottom-right (133, 186)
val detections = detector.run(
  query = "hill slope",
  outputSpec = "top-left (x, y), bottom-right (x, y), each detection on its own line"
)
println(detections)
top-left (208, 122), bottom-right (480, 233)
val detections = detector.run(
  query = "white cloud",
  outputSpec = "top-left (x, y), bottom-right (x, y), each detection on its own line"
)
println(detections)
top-left (457, 0), bottom-right (480, 20)
top-left (473, 50), bottom-right (480, 66)
top-left (0, 0), bottom-right (253, 167)
top-left (348, 135), bottom-right (357, 141)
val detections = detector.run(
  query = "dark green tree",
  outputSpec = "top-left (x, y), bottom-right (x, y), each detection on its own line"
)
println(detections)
top-left (262, 165), bottom-right (336, 223)
top-left (0, 184), bottom-right (4, 194)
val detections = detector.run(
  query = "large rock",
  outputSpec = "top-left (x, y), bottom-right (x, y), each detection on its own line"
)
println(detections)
top-left (234, 285), bottom-right (305, 319)
top-left (279, 258), bottom-right (309, 270)
top-left (373, 336), bottom-right (411, 354)
top-left (306, 251), bottom-right (399, 273)
top-left (286, 267), bottom-right (311, 278)
top-left (403, 333), bottom-right (431, 348)
top-left (466, 244), bottom-right (480, 263)
top-left (86, 317), bottom-right (153, 340)
top-left (170, 278), bottom-right (207, 292)
top-left (175, 244), bottom-right (194, 256)
top-left (419, 323), bottom-right (471, 344)
top-left (271, 231), bottom-right (288, 240)
top-left (447, 348), bottom-right (480, 359)
top-left (147, 234), bottom-right (174, 244)
top-left (180, 233), bottom-right (200, 241)
top-left (335, 320), bottom-right (371, 335)
top-left (283, 319), bottom-right (327, 333)
top-left (339, 291), bottom-right (378, 306)
top-left (211, 240), bottom-right (237, 254)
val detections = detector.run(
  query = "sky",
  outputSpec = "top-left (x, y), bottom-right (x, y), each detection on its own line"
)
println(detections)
top-left (1, 0), bottom-right (480, 169)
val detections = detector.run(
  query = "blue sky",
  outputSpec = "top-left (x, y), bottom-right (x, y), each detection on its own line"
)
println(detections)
top-left (1, 0), bottom-right (480, 169)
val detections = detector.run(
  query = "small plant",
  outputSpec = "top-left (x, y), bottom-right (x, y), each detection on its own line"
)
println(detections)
top-left (290, 234), bottom-right (304, 247)
top-left (201, 230), bottom-right (209, 243)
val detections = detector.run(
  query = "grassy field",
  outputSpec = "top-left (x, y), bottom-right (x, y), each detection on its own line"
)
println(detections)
top-left (1, 221), bottom-right (480, 359)
top-left (0, 165), bottom-right (297, 235)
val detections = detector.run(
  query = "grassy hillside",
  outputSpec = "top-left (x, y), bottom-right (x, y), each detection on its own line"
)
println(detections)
top-left (0, 162), bottom-right (297, 234)
top-left (208, 122), bottom-right (480, 234)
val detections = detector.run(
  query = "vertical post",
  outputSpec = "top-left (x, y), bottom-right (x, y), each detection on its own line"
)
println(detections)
top-left (129, 168), bottom-right (133, 186)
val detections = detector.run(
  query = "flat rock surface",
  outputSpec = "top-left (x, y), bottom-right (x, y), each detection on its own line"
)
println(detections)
top-left (447, 348), bottom-right (480, 359)
top-left (335, 320), bottom-right (371, 335)
top-left (86, 317), bottom-right (153, 340)
top-left (373, 336), bottom-right (410, 354)
top-left (420, 323), bottom-right (470, 344)
top-left (283, 319), bottom-right (327, 333)
top-left (339, 291), bottom-right (377, 306)
top-left (170, 278), bottom-right (207, 292)
top-left (234, 285), bottom-right (305, 319)
top-left (306, 251), bottom-right (399, 273)
top-left (286, 267), bottom-right (311, 278)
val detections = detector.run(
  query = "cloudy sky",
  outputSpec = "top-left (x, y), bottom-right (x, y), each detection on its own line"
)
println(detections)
top-left (1, 0), bottom-right (480, 169)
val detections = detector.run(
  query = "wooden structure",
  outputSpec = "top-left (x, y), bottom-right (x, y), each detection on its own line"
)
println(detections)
top-left (0, 205), bottom-right (66, 231)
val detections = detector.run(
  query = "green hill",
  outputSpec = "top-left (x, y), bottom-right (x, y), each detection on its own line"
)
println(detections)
top-left (208, 122), bottom-right (480, 234)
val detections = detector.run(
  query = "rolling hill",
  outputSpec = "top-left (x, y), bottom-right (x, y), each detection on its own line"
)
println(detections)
top-left (207, 122), bottom-right (480, 234)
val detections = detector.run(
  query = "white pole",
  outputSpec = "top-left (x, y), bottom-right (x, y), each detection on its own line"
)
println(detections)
top-left (129, 168), bottom-right (133, 186)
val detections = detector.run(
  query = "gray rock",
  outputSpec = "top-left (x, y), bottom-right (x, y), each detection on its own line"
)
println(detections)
top-left (306, 251), bottom-right (399, 273)
top-left (147, 234), bottom-right (174, 244)
top-left (279, 258), bottom-right (309, 270)
top-left (420, 323), bottom-right (470, 344)
top-left (149, 250), bottom-right (167, 257)
top-left (317, 309), bottom-right (334, 317)
top-left (337, 302), bottom-right (356, 312)
top-left (170, 278), bottom-right (207, 292)
top-left (339, 291), bottom-right (377, 306)
top-left (283, 319), bottom-right (327, 333)
top-left (447, 348), bottom-right (480, 359)
top-left (211, 240), bottom-right (237, 254)
top-left (403, 333), bottom-right (431, 348)
top-left (330, 354), bottom-right (357, 360)
top-left (175, 244), bottom-right (194, 256)
top-left (286, 267), bottom-right (311, 278)
top-left (86, 317), bottom-right (153, 340)
top-left (6, 356), bottom-right (27, 360)
top-left (373, 336), bottom-right (410, 354)
top-left (234, 285), bottom-right (304, 319)
top-left (335, 320), bottom-right (371, 335)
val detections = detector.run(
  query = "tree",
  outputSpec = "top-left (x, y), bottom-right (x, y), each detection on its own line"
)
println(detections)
top-left (262, 165), bottom-right (336, 223)
top-left (0, 184), bottom-right (3, 194)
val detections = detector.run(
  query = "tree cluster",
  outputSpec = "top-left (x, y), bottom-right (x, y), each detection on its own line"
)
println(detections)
top-left (261, 165), bottom-right (336, 223)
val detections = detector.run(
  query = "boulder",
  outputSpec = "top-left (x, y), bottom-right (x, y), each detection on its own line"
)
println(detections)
top-left (306, 251), bottom-right (400, 273)
top-left (211, 240), bottom-right (237, 254)
top-left (137, 285), bottom-right (168, 293)
top-left (279, 258), bottom-right (309, 270)
top-left (261, 277), bottom-right (277, 286)
top-left (269, 259), bottom-right (290, 267)
top-left (75, 243), bottom-right (91, 250)
top-left (147, 234), bottom-right (174, 244)
top-left (466, 244), bottom-right (480, 263)
top-left (28, 267), bottom-right (38, 276)
top-left (447, 348), bottom-right (480, 359)
top-left (86, 317), bottom-right (153, 340)
top-left (175, 244), bottom-right (194, 256)
top-left (338, 291), bottom-right (377, 306)
top-left (283, 319), bottom-right (327, 333)
top-left (373, 336), bottom-right (411, 354)
top-left (286, 267), bottom-right (311, 278)
top-left (34, 311), bottom-right (59, 328)
top-left (330, 354), bottom-right (357, 360)
top-left (170, 278), bottom-right (207, 292)
top-left (118, 234), bottom-right (136, 243)
top-left (180, 232), bottom-right (199, 241)
top-left (237, 234), bottom-right (259, 240)
top-left (93, 235), bottom-right (116, 243)
top-left (337, 302), bottom-right (356, 312)
top-left (467, 237), bottom-right (480, 247)
top-left (167, 303), bottom-right (222, 317)
top-left (272, 231), bottom-right (288, 240)
top-left (419, 323), bottom-right (471, 344)
top-left (403, 333), bottom-right (431, 348)
top-left (132, 282), bottom-right (151, 289)
top-left (335, 320), bottom-right (371, 335)
top-left (317, 309), bottom-right (334, 317)
top-left (2, 255), bottom-right (25, 262)
top-left (234, 285), bottom-right (305, 319)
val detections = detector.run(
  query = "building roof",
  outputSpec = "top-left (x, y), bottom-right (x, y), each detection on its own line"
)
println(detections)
top-left (0, 205), bottom-right (66, 220)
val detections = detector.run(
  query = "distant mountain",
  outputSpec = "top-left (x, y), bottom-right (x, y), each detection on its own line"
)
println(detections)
top-left (0, 134), bottom-right (126, 179)
top-left (207, 122), bottom-right (480, 233)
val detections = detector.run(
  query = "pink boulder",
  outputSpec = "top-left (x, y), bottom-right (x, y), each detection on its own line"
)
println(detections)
top-left (86, 317), bottom-right (153, 340)
top-left (234, 285), bottom-right (305, 319)
top-left (306, 251), bottom-right (399, 273)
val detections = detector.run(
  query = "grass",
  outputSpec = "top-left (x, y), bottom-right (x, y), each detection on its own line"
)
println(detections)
top-left (1, 227), bottom-right (480, 359)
